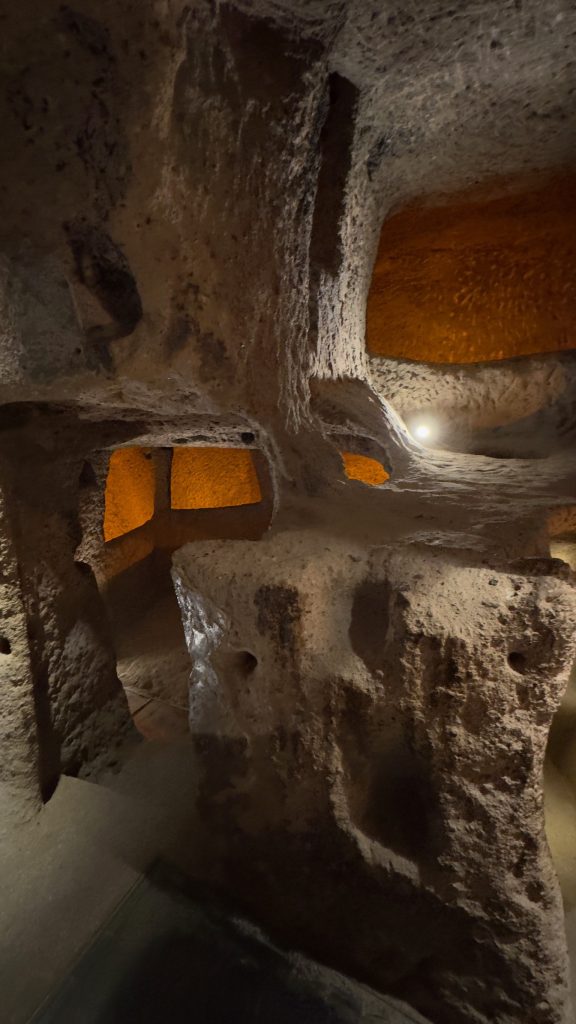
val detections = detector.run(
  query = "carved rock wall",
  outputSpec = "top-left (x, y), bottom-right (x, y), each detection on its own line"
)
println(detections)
top-left (0, 1), bottom-right (575, 1020)
top-left (173, 533), bottom-right (576, 1024)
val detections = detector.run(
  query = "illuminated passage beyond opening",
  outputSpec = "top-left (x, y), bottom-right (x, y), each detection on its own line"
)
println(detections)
top-left (104, 447), bottom-right (155, 542)
top-left (341, 452), bottom-right (389, 486)
top-left (171, 447), bottom-right (262, 509)
top-left (104, 446), bottom-right (264, 543)
top-left (366, 172), bottom-right (576, 363)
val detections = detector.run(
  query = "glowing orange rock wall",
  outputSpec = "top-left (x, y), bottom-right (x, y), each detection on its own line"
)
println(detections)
top-left (366, 173), bottom-right (576, 363)
top-left (103, 447), bottom-right (156, 542)
top-left (341, 452), bottom-right (389, 485)
top-left (170, 447), bottom-right (262, 510)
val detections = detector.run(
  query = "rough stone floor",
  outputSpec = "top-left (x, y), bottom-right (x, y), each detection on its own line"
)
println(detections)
top-left (113, 586), bottom-right (190, 741)
top-left (34, 861), bottom-right (428, 1024)
top-left (0, 746), bottom-right (429, 1024)
top-left (105, 583), bottom-right (576, 1020)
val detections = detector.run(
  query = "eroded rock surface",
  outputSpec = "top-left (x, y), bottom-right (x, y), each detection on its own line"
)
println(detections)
top-left (1, 0), bottom-right (576, 1020)
top-left (173, 534), bottom-right (576, 1024)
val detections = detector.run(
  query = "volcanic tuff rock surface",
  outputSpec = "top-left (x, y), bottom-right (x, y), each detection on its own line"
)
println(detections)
top-left (1, 1), bottom-right (576, 1022)
top-left (173, 534), bottom-right (576, 1024)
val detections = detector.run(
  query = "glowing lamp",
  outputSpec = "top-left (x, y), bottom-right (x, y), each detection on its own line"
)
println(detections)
top-left (409, 417), bottom-right (438, 446)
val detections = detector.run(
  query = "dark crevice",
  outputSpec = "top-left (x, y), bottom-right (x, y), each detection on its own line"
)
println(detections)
top-left (79, 460), bottom-right (97, 488)
top-left (30, 655), bottom-right (61, 803)
top-left (66, 222), bottom-right (143, 369)
top-left (309, 73), bottom-right (359, 280)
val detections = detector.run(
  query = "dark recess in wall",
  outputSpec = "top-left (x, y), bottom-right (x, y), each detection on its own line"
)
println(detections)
top-left (309, 72), bottom-right (358, 279)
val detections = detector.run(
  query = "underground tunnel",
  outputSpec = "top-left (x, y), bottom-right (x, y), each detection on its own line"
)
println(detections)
top-left (1, 3), bottom-right (576, 1024)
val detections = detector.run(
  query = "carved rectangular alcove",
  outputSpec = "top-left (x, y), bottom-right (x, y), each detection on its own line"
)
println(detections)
top-left (82, 441), bottom-right (274, 741)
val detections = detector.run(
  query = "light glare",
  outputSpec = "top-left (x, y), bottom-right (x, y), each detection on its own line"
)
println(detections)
top-left (408, 416), bottom-right (438, 445)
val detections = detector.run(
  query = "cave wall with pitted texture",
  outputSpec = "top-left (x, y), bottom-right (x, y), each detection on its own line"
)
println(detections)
top-left (366, 173), bottom-right (576, 364)
top-left (1, 1), bottom-right (576, 1021)
top-left (173, 534), bottom-right (576, 1024)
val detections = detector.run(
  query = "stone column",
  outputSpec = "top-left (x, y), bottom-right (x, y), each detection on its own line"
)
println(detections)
top-left (172, 531), bottom-right (576, 1024)
top-left (152, 447), bottom-right (173, 517)
top-left (1, 438), bottom-right (132, 788)
top-left (0, 470), bottom-right (42, 826)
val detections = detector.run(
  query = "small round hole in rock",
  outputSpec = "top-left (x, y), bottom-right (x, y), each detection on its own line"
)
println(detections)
top-left (234, 651), bottom-right (258, 676)
top-left (508, 651), bottom-right (527, 674)
top-left (0, 637), bottom-right (11, 654)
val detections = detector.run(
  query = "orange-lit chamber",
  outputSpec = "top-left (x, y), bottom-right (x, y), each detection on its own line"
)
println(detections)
top-left (366, 172), bottom-right (576, 364)
top-left (104, 447), bottom-right (156, 542)
top-left (104, 446), bottom-right (264, 544)
top-left (341, 451), bottom-right (389, 486)
top-left (170, 447), bottom-right (262, 509)
top-left (104, 445), bottom-right (388, 546)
